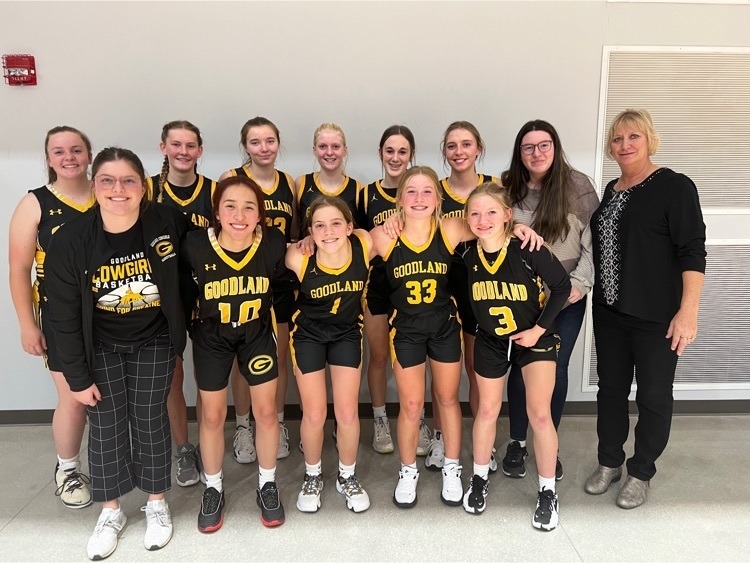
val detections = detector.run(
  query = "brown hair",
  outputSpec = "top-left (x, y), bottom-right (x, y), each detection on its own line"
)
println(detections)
top-left (465, 182), bottom-right (515, 240)
top-left (240, 117), bottom-right (280, 166)
top-left (395, 166), bottom-right (443, 224)
top-left (45, 126), bottom-right (93, 184)
top-left (500, 119), bottom-right (573, 243)
top-left (211, 175), bottom-right (267, 234)
top-left (158, 120), bottom-right (203, 200)
top-left (440, 121), bottom-right (485, 170)
top-left (91, 147), bottom-right (149, 212)
top-left (306, 195), bottom-right (354, 234)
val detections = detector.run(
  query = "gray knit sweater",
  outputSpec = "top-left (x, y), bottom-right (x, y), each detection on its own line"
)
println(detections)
top-left (511, 169), bottom-right (599, 298)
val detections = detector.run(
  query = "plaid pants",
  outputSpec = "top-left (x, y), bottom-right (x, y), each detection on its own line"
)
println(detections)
top-left (87, 333), bottom-right (176, 502)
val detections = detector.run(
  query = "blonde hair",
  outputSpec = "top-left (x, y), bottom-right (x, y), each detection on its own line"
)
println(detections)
top-left (606, 109), bottom-right (661, 159)
top-left (465, 182), bottom-right (515, 240)
top-left (395, 166), bottom-right (443, 224)
top-left (313, 122), bottom-right (347, 147)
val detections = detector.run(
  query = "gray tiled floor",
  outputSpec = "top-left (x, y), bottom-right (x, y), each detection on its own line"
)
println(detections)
top-left (0, 415), bottom-right (748, 561)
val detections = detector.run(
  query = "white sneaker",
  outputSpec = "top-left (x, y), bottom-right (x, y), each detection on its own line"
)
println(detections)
top-left (441, 463), bottom-right (463, 506)
top-left (393, 466), bottom-right (419, 508)
top-left (141, 499), bottom-right (173, 551)
top-left (277, 422), bottom-right (291, 459)
top-left (372, 416), bottom-right (394, 454)
top-left (55, 463), bottom-right (92, 509)
top-left (233, 425), bottom-right (256, 464)
top-left (424, 432), bottom-right (444, 471)
top-left (489, 448), bottom-right (498, 473)
top-left (296, 473), bottom-right (323, 513)
top-left (416, 420), bottom-right (431, 456)
top-left (87, 508), bottom-right (126, 561)
top-left (337, 473), bottom-right (370, 513)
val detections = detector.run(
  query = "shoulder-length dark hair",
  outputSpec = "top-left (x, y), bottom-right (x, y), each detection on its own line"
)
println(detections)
top-left (500, 120), bottom-right (573, 243)
top-left (211, 175), bottom-right (267, 234)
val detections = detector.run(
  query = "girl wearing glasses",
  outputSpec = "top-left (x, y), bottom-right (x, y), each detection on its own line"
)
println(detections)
top-left (9, 126), bottom-right (96, 511)
top-left (499, 120), bottom-right (599, 483)
top-left (45, 147), bottom-right (192, 559)
top-left (424, 121), bottom-right (499, 474)
top-left (145, 120), bottom-right (216, 489)
top-left (219, 117), bottom-right (299, 465)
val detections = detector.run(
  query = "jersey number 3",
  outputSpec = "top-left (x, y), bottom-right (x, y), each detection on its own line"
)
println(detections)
top-left (489, 306), bottom-right (518, 336)
top-left (405, 279), bottom-right (437, 305)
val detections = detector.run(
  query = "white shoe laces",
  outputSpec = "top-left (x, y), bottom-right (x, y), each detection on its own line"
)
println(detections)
top-left (374, 417), bottom-right (391, 441)
top-left (93, 511), bottom-right (124, 536)
top-left (141, 504), bottom-right (171, 527)
top-left (234, 426), bottom-right (254, 453)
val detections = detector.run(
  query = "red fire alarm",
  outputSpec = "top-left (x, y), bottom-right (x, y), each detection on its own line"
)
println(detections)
top-left (3, 54), bottom-right (37, 86)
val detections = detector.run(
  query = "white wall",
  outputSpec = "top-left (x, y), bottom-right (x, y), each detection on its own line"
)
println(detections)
top-left (1, 1), bottom-right (748, 410)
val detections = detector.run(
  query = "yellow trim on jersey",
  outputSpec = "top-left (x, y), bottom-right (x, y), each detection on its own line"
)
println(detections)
top-left (162, 175), bottom-right (205, 207)
top-left (400, 220), bottom-right (436, 254)
top-left (317, 240), bottom-right (352, 275)
top-left (289, 310), bottom-right (300, 372)
top-left (353, 231), bottom-right (370, 268)
top-left (382, 237), bottom-right (398, 262)
top-left (207, 226), bottom-right (263, 271)
top-left (388, 309), bottom-right (398, 368)
top-left (440, 174), bottom-right (498, 206)
top-left (314, 173), bottom-right (349, 197)
top-left (375, 180), bottom-right (397, 203)
top-left (299, 254), bottom-right (310, 282)
top-left (439, 223), bottom-right (456, 254)
top-left (477, 237), bottom-right (511, 275)
top-left (47, 184), bottom-right (95, 213)
top-left (243, 167), bottom-right (281, 196)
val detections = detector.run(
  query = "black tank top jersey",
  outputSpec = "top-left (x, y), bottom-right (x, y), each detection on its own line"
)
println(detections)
top-left (464, 238), bottom-right (569, 338)
top-left (184, 226), bottom-right (286, 325)
top-left (362, 180), bottom-right (397, 230)
top-left (384, 222), bottom-right (455, 315)
top-left (296, 232), bottom-right (370, 325)
top-left (146, 174), bottom-right (215, 229)
top-left (31, 185), bottom-right (95, 296)
top-left (231, 167), bottom-right (296, 243)
top-left (440, 174), bottom-right (498, 218)
top-left (298, 173), bottom-right (361, 230)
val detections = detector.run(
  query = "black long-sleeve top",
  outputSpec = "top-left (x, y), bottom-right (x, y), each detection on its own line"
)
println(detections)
top-left (591, 168), bottom-right (706, 324)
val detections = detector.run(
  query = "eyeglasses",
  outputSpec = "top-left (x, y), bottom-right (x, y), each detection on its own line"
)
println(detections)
top-left (520, 140), bottom-right (553, 155)
top-left (94, 175), bottom-right (142, 189)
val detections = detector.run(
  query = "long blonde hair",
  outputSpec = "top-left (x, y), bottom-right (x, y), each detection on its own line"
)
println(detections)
top-left (395, 166), bottom-right (443, 224)
top-left (465, 182), bottom-right (515, 240)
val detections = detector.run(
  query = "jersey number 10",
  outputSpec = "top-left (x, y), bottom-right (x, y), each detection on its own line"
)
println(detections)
top-left (218, 299), bottom-right (262, 324)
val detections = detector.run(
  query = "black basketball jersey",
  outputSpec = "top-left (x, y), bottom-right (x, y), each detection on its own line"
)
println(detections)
top-left (464, 238), bottom-right (570, 338)
top-left (298, 173), bottom-right (361, 230)
top-left (384, 222), bottom-right (454, 315)
top-left (440, 174), bottom-right (498, 218)
top-left (184, 226), bottom-right (286, 325)
top-left (232, 167), bottom-right (296, 243)
top-left (295, 232), bottom-right (370, 325)
top-left (31, 185), bottom-right (95, 295)
top-left (147, 174), bottom-right (215, 229)
top-left (361, 180), bottom-right (397, 230)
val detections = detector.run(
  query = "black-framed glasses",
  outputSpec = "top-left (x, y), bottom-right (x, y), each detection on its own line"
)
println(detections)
top-left (520, 140), bottom-right (553, 155)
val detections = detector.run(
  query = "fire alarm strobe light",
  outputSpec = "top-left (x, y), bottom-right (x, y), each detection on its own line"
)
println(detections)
top-left (3, 54), bottom-right (37, 86)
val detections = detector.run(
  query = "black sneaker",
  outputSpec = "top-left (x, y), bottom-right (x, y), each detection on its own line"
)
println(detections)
top-left (256, 482), bottom-right (285, 527)
top-left (502, 441), bottom-right (528, 478)
top-left (532, 487), bottom-right (559, 531)
top-left (462, 474), bottom-right (489, 514)
top-left (197, 487), bottom-right (224, 533)
top-left (556, 457), bottom-right (564, 481)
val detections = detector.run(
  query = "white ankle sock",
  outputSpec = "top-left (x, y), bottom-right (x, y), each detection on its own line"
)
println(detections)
top-left (517, 440), bottom-right (527, 448)
top-left (277, 412), bottom-right (284, 423)
top-left (236, 412), bottom-right (250, 429)
top-left (373, 405), bottom-right (387, 418)
top-left (205, 471), bottom-right (223, 492)
top-left (259, 466), bottom-right (276, 488)
top-left (474, 462), bottom-right (490, 480)
top-left (305, 460), bottom-right (322, 476)
top-left (444, 457), bottom-right (459, 468)
top-left (57, 455), bottom-right (80, 473)
top-left (539, 475), bottom-right (556, 493)
top-left (339, 461), bottom-right (356, 479)
top-left (401, 462), bottom-right (418, 473)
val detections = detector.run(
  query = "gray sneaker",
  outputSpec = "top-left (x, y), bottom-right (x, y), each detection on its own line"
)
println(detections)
top-left (372, 416), bottom-right (394, 454)
top-left (174, 443), bottom-right (199, 487)
top-left (584, 465), bottom-right (622, 495)
top-left (616, 475), bottom-right (649, 509)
